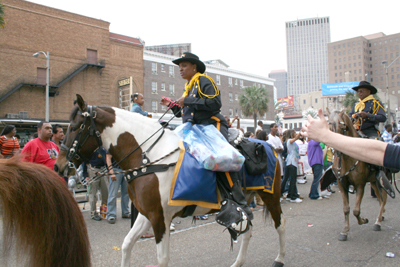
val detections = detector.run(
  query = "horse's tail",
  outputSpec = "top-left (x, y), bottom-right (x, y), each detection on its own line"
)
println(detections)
top-left (0, 157), bottom-right (91, 267)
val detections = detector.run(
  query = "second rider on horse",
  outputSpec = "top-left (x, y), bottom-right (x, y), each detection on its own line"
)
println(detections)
top-left (349, 81), bottom-right (393, 195)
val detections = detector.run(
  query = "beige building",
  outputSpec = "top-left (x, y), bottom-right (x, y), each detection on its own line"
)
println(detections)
top-left (328, 32), bottom-right (400, 120)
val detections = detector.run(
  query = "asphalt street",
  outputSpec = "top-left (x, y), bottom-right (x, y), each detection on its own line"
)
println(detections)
top-left (2, 173), bottom-right (400, 267)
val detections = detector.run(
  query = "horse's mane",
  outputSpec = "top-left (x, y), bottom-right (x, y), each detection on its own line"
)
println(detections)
top-left (329, 109), bottom-right (358, 137)
top-left (0, 157), bottom-right (91, 267)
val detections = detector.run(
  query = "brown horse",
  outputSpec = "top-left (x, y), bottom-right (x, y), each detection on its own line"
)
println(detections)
top-left (54, 94), bottom-right (286, 267)
top-left (0, 157), bottom-right (91, 267)
top-left (327, 110), bottom-right (388, 241)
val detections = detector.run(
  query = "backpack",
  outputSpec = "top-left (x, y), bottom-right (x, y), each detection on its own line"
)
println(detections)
top-left (236, 139), bottom-right (268, 175)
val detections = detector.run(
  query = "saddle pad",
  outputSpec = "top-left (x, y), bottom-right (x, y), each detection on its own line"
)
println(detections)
top-left (241, 139), bottom-right (279, 194)
top-left (169, 141), bottom-right (220, 209)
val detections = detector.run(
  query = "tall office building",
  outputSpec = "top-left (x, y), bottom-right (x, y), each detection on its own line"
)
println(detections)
top-left (269, 69), bottom-right (287, 99)
top-left (286, 17), bottom-right (331, 106)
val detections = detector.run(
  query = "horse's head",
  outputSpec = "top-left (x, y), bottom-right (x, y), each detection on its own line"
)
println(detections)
top-left (54, 94), bottom-right (115, 176)
top-left (328, 109), bottom-right (358, 137)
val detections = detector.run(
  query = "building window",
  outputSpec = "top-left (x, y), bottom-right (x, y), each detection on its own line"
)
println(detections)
top-left (229, 93), bottom-right (233, 102)
top-left (315, 98), bottom-right (318, 103)
top-left (229, 108), bottom-right (233, 116)
top-left (299, 122), bottom-right (302, 128)
top-left (152, 82), bottom-right (157, 94)
top-left (303, 99), bottom-right (306, 104)
top-left (229, 77), bottom-right (233, 86)
top-left (240, 80), bottom-right (244, 88)
top-left (216, 75), bottom-right (221, 85)
top-left (169, 66), bottom-right (174, 77)
top-left (152, 63), bottom-right (157, 74)
top-left (285, 123), bottom-right (288, 129)
top-left (294, 123), bottom-right (298, 129)
top-left (152, 101), bottom-right (158, 112)
top-left (235, 94), bottom-right (238, 101)
top-left (169, 84), bottom-right (175, 96)
top-left (235, 79), bottom-right (238, 85)
top-left (161, 82), bottom-right (166, 91)
top-left (87, 49), bottom-right (97, 64)
top-left (161, 63), bottom-right (165, 72)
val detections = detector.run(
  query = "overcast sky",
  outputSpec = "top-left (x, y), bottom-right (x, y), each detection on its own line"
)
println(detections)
top-left (28, 0), bottom-right (399, 77)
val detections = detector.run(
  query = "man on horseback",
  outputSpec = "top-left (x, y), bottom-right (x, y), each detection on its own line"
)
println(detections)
top-left (348, 81), bottom-right (393, 195)
top-left (160, 52), bottom-right (253, 221)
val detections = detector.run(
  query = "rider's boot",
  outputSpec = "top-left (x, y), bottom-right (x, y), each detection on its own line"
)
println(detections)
top-left (375, 168), bottom-right (395, 199)
top-left (231, 180), bottom-right (254, 221)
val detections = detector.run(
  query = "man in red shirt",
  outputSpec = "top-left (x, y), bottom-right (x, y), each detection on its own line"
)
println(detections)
top-left (21, 121), bottom-right (60, 171)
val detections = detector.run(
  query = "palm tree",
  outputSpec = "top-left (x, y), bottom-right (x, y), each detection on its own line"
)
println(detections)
top-left (342, 91), bottom-right (358, 113)
top-left (0, 1), bottom-right (5, 28)
top-left (238, 86), bottom-right (269, 131)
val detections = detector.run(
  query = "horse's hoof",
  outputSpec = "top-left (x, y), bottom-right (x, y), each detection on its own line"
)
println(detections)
top-left (338, 234), bottom-right (348, 241)
top-left (272, 261), bottom-right (284, 267)
top-left (373, 224), bottom-right (381, 231)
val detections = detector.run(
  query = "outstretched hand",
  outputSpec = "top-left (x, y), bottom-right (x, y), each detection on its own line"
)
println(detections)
top-left (301, 108), bottom-right (330, 143)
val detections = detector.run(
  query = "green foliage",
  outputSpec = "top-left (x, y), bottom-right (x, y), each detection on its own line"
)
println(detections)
top-left (302, 107), bottom-right (318, 119)
top-left (238, 86), bottom-right (269, 130)
top-left (0, 1), bottom-right (5, 28)
top-left (342, 91), bottom-right (358, 113)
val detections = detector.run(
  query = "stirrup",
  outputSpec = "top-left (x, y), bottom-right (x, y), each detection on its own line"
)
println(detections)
top-left (376, 170), bottom-right (395, 199)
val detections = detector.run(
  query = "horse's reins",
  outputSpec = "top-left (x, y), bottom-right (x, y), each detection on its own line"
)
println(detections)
top-left (74, 103), bottom-right (182, 185)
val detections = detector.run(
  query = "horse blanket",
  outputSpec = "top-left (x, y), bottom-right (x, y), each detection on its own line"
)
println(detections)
top-left (169, 139), bottom-right (278, 209)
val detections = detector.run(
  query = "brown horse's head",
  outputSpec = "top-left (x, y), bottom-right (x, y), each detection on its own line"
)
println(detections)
top-left (328, 109), bottom-right (358, 138)
top-left (54, 94), bottom-right (115, 176)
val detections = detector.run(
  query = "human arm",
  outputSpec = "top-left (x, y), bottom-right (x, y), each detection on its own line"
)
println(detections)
top-left (289, 132), bottom-right (301, 144)
top-left (231, 115), bottom-right (240, 129)
top-left (160, 97), bottom-right (182, 117)
top-left (130, 104), bottom-right (148, 117)
top-left (20, 142), bottom-right (34, 162)
top-left (302, 109), bottom-right (387, 166)
top-left (106, 153), bottom-right (116, 181)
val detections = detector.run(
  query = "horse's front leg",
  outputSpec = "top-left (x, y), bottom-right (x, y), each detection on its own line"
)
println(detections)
top-left (353, 184), bottom-right (368, 225)
top-left (338, 180), bottom-right (350, 241)
top-left (371, 182), bottom-right (387, 231)
top-left (231, 225), bottom-right (252, 267)
top-left (121, 213), bottom-right (152, 267)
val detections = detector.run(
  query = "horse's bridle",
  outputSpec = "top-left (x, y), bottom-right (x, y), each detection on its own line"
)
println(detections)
top-left (60, 105), bottom-right (103, 163)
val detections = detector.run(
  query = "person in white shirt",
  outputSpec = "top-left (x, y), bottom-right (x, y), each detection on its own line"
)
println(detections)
top-left (267, 123), bottom-right (284, 178)
top-left (256, 120), bottom-right (263, 133)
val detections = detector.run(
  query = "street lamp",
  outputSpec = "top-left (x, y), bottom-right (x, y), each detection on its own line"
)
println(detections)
top-left (33, 51), bottom-right (50, 122)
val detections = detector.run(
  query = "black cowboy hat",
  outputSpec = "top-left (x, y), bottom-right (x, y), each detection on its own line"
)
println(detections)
top-left (352, 81), bottom-right (377, 94)
top-left (172, 52), bottom-right (206, 74)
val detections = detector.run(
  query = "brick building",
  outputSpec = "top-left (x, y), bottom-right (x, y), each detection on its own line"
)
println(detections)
top-left (143, 50), bottom-right (275, 130)
top-left (328, 32), bottom-right (400, 120)
top-left (0, 0), bottom-right (143, 140)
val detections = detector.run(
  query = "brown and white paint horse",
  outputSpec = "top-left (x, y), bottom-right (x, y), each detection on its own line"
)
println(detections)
top-left (0, 157), bottom-right (91, 267)
top-left (55, 94), bottom-right (286, 267)
top-left (328, 110), bottom-right (388, 241)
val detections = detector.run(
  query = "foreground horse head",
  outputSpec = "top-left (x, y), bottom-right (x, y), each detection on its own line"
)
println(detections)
top-left (326, 108), bottom-right (388, 241)
top-left (55, 94), bottom-right (286, 267)
top-left (0, 157), bottom-right (91, 267)
top-left (55, 94), bottom-right (115, 176)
